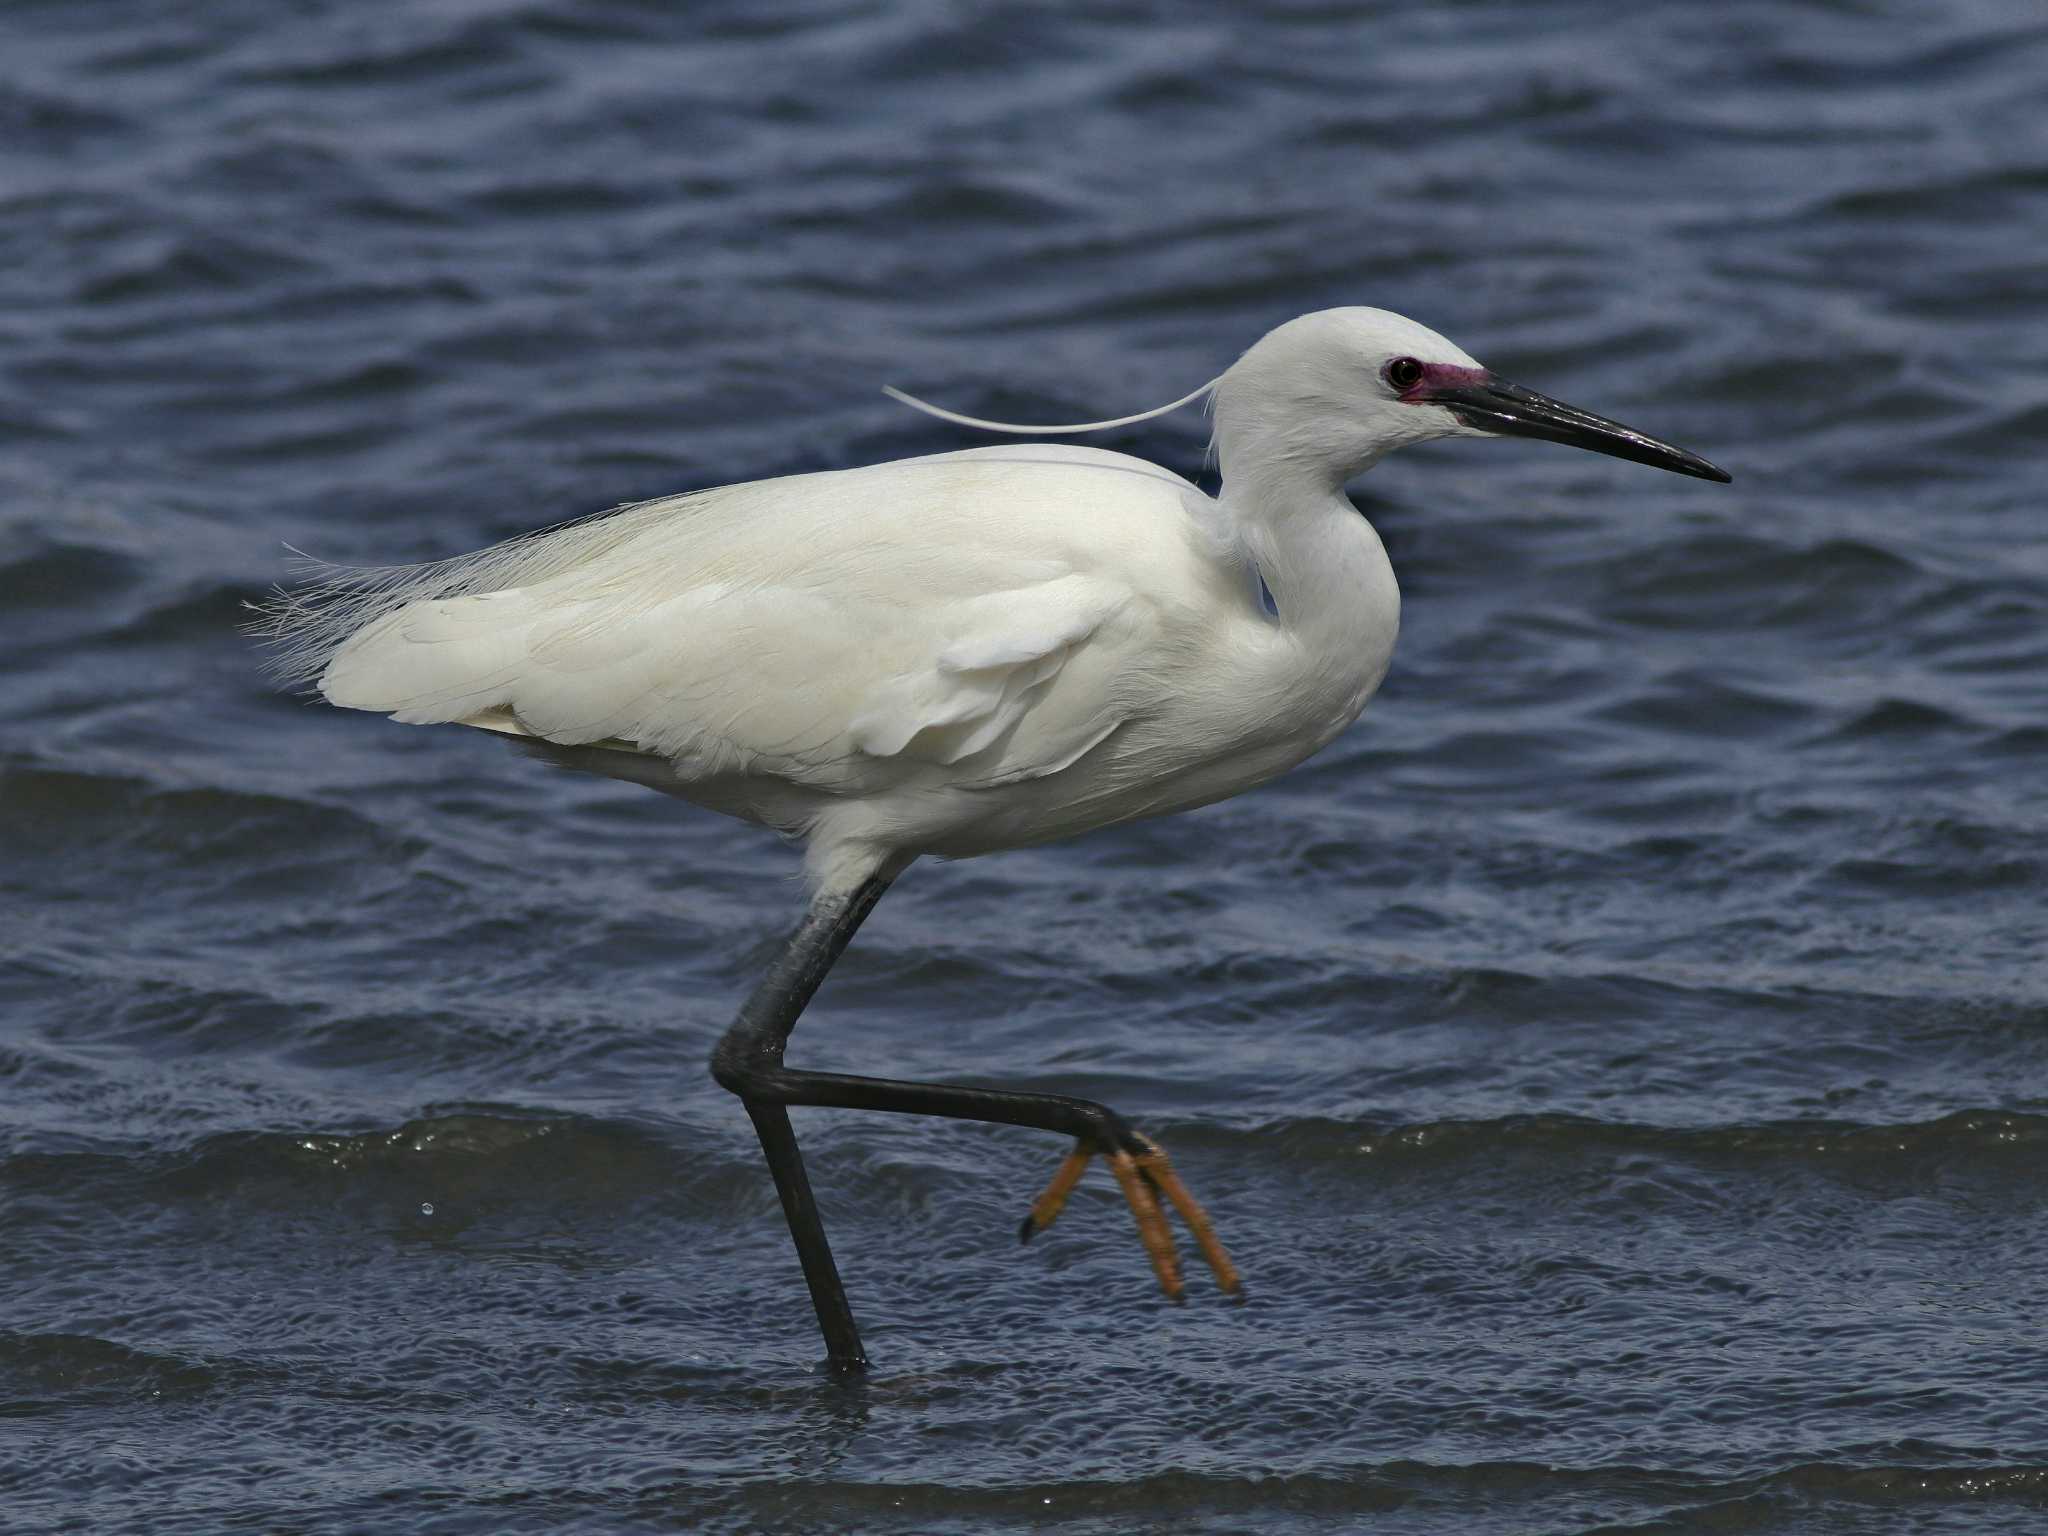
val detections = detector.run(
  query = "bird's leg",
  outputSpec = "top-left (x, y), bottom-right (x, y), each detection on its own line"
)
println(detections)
top-left (711, 875), bottom-right (893, 1372)
top-left (711, 876), bottom-right (1240, 1368)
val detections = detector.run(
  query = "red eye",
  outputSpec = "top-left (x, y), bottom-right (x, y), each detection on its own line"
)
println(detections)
top-left (1386, 356), bottom-right (1424, 391)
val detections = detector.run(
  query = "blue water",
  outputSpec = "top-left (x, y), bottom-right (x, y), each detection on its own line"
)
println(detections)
top-left (4, 3), bottom-right (2047, 1531)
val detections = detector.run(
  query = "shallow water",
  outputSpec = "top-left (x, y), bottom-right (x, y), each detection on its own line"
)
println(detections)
top-left (4, 2), bottom-right (2047, 1531)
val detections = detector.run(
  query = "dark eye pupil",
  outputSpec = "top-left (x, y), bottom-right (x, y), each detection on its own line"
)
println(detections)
top-left (1390, 357), bottom-right (1422, 389)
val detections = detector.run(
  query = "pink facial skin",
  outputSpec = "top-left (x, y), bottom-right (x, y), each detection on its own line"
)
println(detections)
top-left (1398, 361), bottom-right (1490, 403)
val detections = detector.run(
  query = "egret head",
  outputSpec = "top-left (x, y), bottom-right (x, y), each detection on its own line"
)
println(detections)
top-left (1212, 307), bottom-right (1730, 488)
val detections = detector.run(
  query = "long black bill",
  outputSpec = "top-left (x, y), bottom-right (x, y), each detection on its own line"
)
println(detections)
top-left (1429, 374), bottom-right (1731, 483)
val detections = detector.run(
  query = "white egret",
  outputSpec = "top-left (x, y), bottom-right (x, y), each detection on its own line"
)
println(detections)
top-left (256, 307), bottom-right (1729, 1370)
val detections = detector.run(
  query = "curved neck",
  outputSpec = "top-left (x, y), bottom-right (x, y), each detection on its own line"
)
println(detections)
top-left (1219, 454), bottom-right (1399, 657)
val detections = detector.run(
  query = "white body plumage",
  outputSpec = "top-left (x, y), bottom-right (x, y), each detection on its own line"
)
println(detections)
top-left (267, 307), bottom-right (1723, 896)
top-left (311, 434), bottom-right (1399, 894)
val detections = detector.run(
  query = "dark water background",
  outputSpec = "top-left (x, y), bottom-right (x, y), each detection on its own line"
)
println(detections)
top-left (5, 2), bottom-right (2047, 1531)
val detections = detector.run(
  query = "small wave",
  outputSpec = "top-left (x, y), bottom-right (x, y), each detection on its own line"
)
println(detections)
top-left (796, 176), bottom-right (1080, 233)
top-left (714, 1453), bottom-right (2048, 1528)
top-left (228, 19), bottom-right (530, 91)
top-left (0, 757), bottom-right (396, 863)
top-left (1926, 396), bottom-right (2048, 466)
top-left (1821, 162), bottom-right (2048, 226)
top-left (1595, 670), bottom-right (1813, 742)
top-left (1583, 530), bottom-right (1927, 637)
top-left (1245, 1109), bottom-right (2048, 1173)
top-left (0, 81), bottom-right (133, 153)
top-left (0, 1331), bottom-right (230, 1411)
top-left (0, 1110), bottom-right (754, 1223)
top-left (0, 542), bottom-right (146, 612)
top-left (73, 228), bottom-right (320, 308)
top-left (1819, 697), bottom-right (1981, 743)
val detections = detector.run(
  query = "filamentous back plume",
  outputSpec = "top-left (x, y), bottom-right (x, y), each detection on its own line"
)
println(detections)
top-left (880, 378), bottom-right (1218, 435)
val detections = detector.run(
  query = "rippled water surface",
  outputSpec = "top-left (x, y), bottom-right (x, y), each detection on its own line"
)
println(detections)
top-left (5, 2), bottom-right (2048, 1531)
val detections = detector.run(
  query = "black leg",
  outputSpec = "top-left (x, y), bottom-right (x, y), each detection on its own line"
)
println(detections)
top-left (712, 875), bottom-right (1237, 1369)
top-left (710, 876), bottom-right (892, 1371)
top-left (740, 1100), bottom-right (865, 1368)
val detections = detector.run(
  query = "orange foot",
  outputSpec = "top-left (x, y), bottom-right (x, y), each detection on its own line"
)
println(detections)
top-left (1019, 1132), bottom-right (1242, 1301)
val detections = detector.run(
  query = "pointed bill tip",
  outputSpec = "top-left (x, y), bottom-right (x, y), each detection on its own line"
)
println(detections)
top-left (1644, 445), bottom-right (1734, 483)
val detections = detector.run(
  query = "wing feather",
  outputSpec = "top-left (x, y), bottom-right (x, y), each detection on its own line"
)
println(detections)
top-left (274, 447), bottom-right (1203, 793)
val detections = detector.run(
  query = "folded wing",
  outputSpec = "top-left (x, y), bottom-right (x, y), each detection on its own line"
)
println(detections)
top-left (277, 448), bottom-right (1197, 795)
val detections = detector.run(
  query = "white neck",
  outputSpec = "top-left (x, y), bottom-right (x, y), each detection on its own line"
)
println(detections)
top-left (1219, 433), bottom-right (1396, 617)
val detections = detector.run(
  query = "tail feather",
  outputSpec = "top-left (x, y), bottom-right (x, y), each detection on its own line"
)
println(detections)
top-left (243, 488), bottom-right (702, 693)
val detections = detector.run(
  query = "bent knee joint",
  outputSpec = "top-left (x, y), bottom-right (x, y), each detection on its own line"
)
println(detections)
top-left (710, 1031), bottom-right (783, 1097)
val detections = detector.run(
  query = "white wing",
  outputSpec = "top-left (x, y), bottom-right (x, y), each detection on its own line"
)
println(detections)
top-left (278, 445), bottom-right (1223, 797)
